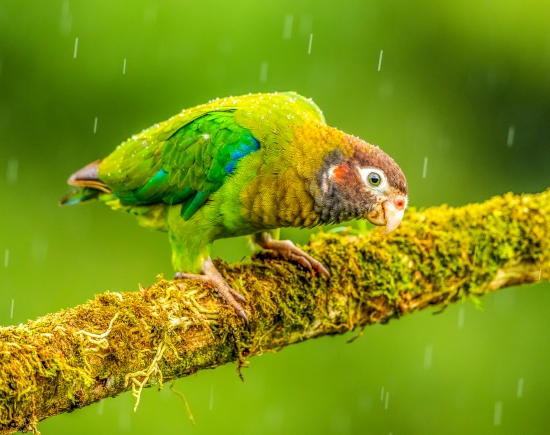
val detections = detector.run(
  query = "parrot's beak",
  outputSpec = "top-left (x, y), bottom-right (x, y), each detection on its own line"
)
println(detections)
top-left (365, 207), bottom-right (386, 227)
top-left (365, 196), bottom-right (407, 233)
top-left (381, 196), bottom-right (406, 234)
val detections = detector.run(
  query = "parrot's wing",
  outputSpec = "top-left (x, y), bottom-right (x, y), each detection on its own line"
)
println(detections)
top-left (98, 92), bottom-right (324, 220)
top-left (99, 111), bottom-right (259, 220)
top-left (159, 111), bottom-right (261, 220)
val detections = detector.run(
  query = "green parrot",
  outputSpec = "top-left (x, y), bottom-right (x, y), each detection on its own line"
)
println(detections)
top-left (62, 92), bottom-right (408, 321)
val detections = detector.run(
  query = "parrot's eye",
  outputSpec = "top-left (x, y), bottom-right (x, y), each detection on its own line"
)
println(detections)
top-left (367, 172), bottom-right (381, 186)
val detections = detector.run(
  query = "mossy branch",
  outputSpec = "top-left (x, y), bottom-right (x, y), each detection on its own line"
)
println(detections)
top-left (1, 190), bottom-right (549, 434)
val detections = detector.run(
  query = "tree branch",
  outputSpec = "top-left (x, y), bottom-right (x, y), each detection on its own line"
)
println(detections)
top-left (1, 189), bottom-right (549, 434)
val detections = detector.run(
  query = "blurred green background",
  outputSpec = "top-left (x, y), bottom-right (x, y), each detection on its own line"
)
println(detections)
top-left (1, 0), bottom-right (549, 434)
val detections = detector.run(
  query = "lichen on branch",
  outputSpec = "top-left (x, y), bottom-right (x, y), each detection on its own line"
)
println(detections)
top-left (1, 189), bottom-right (549, 434)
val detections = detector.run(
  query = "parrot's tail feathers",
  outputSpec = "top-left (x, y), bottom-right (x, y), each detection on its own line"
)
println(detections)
top-left (61, 160), bottom-right (112, 206)
top-left (60, 187), bottom-right (102, 205)
top-left (67, 160), bottom-right (111, 193)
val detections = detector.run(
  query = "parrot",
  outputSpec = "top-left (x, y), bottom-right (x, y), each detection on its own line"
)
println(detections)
top-left (62, 92), bottom-right (408, 322)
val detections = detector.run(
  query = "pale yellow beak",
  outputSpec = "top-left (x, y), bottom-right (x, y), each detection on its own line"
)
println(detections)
top-left (365, 207), bottom-right (386, 226)
top-left (365, 196), bottom-right (407, 233)
top-left (381, 200), bottom-right (405, 234)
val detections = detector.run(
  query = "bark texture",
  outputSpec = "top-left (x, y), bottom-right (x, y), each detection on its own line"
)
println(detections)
top-left (1, 189), bottom-right (549, 434)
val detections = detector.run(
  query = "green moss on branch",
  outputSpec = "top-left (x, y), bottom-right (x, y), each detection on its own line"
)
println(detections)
top-left (1, 189), bottom-right (549, 434)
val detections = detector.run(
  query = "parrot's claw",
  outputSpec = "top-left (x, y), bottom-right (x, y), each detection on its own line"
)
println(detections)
top-left (256, 233), bottom-right (331, 279)
top-left (175, 257), bottom-right (248, 323)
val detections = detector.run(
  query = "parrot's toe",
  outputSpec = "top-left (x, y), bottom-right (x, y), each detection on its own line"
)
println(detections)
top-left (228, 287), bottom-right (247, 303)
top-left (255, 233), bottom-right (331, 279)
top-left (175, 258), bottom-right (248, 323)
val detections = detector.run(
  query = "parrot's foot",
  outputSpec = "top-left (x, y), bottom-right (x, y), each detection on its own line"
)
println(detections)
top-left (255, 232), bottom-right (331, 278)
top-left (175, 257), bottom-right (248, 322)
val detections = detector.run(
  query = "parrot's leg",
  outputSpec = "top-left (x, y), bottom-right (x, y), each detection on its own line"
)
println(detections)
top-left (175, 257), bottom-right (248, 322)
top-left (252, 231), bottom-right (331, 278)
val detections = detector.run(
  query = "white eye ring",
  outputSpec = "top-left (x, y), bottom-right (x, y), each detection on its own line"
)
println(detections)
top-left (359, 168), bottom-right (386, 191)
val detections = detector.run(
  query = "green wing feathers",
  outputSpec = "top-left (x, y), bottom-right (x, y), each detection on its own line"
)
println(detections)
top-left (98, 112), bottom-right (260, 220)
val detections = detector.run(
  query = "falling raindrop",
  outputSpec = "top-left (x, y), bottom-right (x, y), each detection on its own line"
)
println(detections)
top-left (493, 401), bottom-right (502, 426)
top-left (380, 386), bottom-right (384, 401)
top-left (97, 400), bottom-right (104, 415)
top-left (378, 50), bottom-right (383, 71)
top-left (507, 126), bottom-right (515, 147)
top-left (6, 158), bottom-right (18, 184)
top-left (384, 392), bottom-right (389, 409)
top-left (93, 117), bottom-right (98, 134)
top-left (283, 14), bottom-right (294, 40)
top-left (308, 34), bottom-right (313, 54)
top-left (424, 344), bottom-right (433, 369)
top-left (123, 59), bottom-right (127, 74)
top-left (260, 62), bottom-right (268, 82)
top-left (73, 37), bottom-right (79, 58)
top-left (422, 157), bottom-right (428, 178)
top-left (517, 378), bottom-right (524, 398)
top-left (209, 384), bottom-right (214, 410)
top-left (60, 0), bottom-right (72, 35)
top-left (10, 299), bottom-right (14, 319)
top-left (458, 306), bottom-right (465, 329)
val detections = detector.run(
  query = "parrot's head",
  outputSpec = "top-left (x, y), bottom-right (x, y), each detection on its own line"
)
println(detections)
top-left (317, 143), bottom-right (408, 233)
